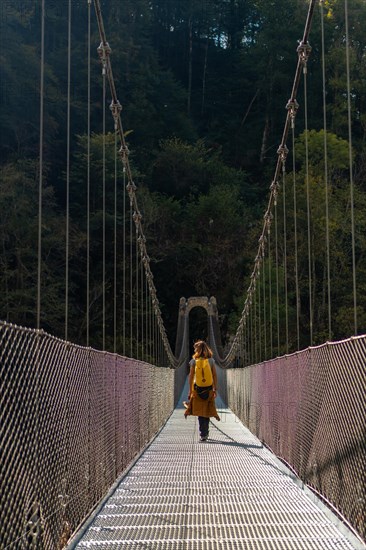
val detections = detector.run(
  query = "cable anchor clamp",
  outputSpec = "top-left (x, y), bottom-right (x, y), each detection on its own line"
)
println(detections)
top-left (110, 100), bottom-right (122, 128)
top-left (297, 40), bottom-right (312, 68)
top-left (270, 179), bottom-right (280, 205)
top-left (286, 98), bottom-right (299, 127)
top-left (119, 144), bottom-right (130, 164)
top-left (133, 210), bottom-right (142, 224)
top-left (277, 144), bottom-right (289, 164)
top-left (97, 41), bottom-right (112, 62)
top-left (265, 211), bottom-right (273, 232)
top-left (126, 181), bottom-right (136, 192)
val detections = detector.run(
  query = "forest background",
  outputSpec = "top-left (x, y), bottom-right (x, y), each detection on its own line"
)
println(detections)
top-left (1, 0), bottom-right (366, 356)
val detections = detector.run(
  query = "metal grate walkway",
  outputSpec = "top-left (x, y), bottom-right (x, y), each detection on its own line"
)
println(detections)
top-left (68, 386), bottom-right (363, 549)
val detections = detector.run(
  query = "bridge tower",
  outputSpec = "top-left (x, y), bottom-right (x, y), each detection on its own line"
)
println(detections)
top-left (175, 296), bottom-right (224, 359)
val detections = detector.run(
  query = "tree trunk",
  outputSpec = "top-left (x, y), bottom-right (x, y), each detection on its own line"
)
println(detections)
top-left (201, 37), bottom-right (208, 115)
top-left (260, 115), bottom-right (270, 164)
top-left (187, 17), bottom-right (193, 115)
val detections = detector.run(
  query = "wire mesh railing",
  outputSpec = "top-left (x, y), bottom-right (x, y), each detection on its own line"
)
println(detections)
top-left (217, 334), bottom-right (366, 543)
top-left (0, 320), bottom-right (177, 549)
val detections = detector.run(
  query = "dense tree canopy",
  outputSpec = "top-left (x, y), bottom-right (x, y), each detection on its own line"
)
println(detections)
top-left (1, 0), bottom-right (365, 352)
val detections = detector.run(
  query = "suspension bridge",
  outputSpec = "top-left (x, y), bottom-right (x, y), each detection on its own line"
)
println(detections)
top-left (0, 0), bottom-right (365, 548)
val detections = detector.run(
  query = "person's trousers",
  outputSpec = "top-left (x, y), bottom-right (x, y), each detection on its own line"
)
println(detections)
top-left (198, 416), bottom-right (209, 437)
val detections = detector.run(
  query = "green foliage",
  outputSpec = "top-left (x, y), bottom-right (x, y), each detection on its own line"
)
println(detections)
top-left (295, 130), bottom-right (349, 175)
top-left (0, 160), bottom-right (83, 335)
top-left (151, 137), bottom-right (251, 202)
top-left (1, 0), bottom-right (366, 351)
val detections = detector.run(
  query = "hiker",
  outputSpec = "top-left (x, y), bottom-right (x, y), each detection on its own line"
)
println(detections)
top-left (184, 340), bottom-right (220, 441)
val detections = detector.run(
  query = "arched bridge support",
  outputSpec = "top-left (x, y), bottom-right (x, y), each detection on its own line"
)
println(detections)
top-left (175, 296), bottom-right (224, 359)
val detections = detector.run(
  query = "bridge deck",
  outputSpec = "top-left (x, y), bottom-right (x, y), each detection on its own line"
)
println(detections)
top-left (69, 386), bottom-right (361, 550)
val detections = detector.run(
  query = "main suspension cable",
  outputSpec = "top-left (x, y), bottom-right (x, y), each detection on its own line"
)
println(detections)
top-left (93, 0), bottom-right (177, 366)
top-left (221, 0), bottom-right (316, 368)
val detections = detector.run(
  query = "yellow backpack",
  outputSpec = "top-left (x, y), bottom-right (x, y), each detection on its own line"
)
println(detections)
top-left (194, 358), bottom-right (213, 387)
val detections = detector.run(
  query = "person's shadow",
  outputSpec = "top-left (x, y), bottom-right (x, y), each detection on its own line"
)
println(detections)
top-left (207, 420), bottom-right (263, 450)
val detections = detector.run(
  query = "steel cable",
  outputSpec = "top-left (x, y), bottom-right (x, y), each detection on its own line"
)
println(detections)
top-left (320, 0), bottom-right (332, 341)
top-left (0, 322), bottom-right (176, 548)
top-left (282, 165), bottom-right (289, 353)
top-left (129, 200), bottom-right (133, 357)
top-left (86, 0), bottom-right (91, 347)
top-left (140, 256), bottom-right (143, 360)
top-left (224, 334), bottom-right (366, 543)
top-left (35, 7), bottom-right (45, 544)
top-left (103, 79), bottom-right (106, 349)
top-left (122, 165), bottom-right (126, 356)
top-left (291, 121), bottom-right (300, 350)
top-left (113, 117), bottom-right (118, 353)
top-left (268, 228), bottom-right (273, 357)
top-left (97, 41), bottom-right (107, 350)
top-left (344, 0), bottom-right (357, 334)
top-left (37, 0), bottom-right (45, 330)
top-left (93, 0), bottom-right (177, 367)
top-left (258, 263), bottom-right (262, 361)
top-left (136, 227), bottom-right (139, 360)
top-left (303, 62), bottom-right (313, 346)
top-left (275, 198), bottom-right (280, 354)
top-left (254, 289), bottom-right (258, 363)
top-left (65, 0), bottom-right (71, 341)
top-left (220, 0), bottom-right (317, 367)
top-left (262, 247), bottom-right (267, 360)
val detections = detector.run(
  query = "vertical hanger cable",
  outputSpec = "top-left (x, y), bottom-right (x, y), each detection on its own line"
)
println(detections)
top-left (320, 0), bottom-right (332, 340)
top-left (113, 112), bottom-right (118, 353)
top-left (102, 48), bottom-right (106, 350)
top-left (275, 200), bottom-right (280, 353)
top-left (292, 124), bottom-right (300, 349)
top-left (37, 0), bottom-right (45, 329)
top-left (136, 228), bottom-right (139, 359)
top-left (258, 267), bottom-right (262, 361)
top-left (130, 200), bottom-right (133, 357)
top-left (86, 0), bottom-right (91, 347)
top-left (303, 63), bottom-right (313, 345)
top-left (254, 290), bottom-right (258, 363)
top-left (268, 229), bottom-right (273, 357)
top-left (65, 0), bottom-right (71, 340)
top-left (344, 0), bottom-right (357, 334)
top-left (262, 249), bottom-right (267, 359)
top-left (122, 166), bottom-right (126, 355)
top-left (282, 167), bottom-right (289, 353)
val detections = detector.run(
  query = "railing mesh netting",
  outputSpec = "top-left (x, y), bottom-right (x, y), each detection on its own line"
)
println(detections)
top-left (0, 321), bottom-right (176, 549)
top-left (2, 320), bottom-right (365, 546)
top-left (218, 335), bottom-right (366, 542)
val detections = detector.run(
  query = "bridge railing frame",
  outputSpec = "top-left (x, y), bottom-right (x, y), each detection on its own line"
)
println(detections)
top-left (216, 333), bottom-right (366, 543)
top-left (0, 320), bottom-right (176, 549)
